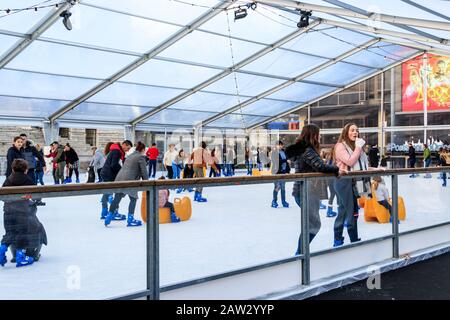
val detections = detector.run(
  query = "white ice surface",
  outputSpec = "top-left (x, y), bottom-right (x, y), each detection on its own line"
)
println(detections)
top-left (0, 172), bottom-right (448, 299)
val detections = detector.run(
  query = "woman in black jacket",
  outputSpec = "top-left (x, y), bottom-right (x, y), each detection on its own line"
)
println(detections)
top-left (5, 136), bottom-right (24, 178)
top-left (63, 143), bottom-right (80, 183)
top-left (0, 159), bottom-right (47, 268)
top-left (286, 124), bottom-right (345, 255)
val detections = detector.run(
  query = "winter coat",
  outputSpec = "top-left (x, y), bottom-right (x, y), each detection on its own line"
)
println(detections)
top-left (114, 151), bottom-right (149, 198)
top-left (45, 151), bottom-right (58, 169)
top-left (53, 145), bottom-right (66, 164)
top-left (5, 146), bottom-right (23, 178)
top-left (408, 146), bottom-right (416, 161)
top-left (91, 149), bottom-right (106, 171)
top-left (21, 140), bottom-right (45, 172)
top-left (1, 172), bottom-right (47, 249)
top-left (286, 140), bottom-right (339, 199)
top-left (100, 144), bottom-right (125, 182)
top-left (35, 150), bottom-right (46, 172)
top-left (64, 148), bottom-right (79, 165)
top-left (270, 148), bottom-right (290, 175)
top-left (368, 146), bottom-right (380, 167)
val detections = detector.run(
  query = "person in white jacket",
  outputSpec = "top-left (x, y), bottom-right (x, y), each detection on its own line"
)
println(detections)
top-left (163, 144), bottom-right (178, 179)
top-left (225, 146), bottom-right (236, 177)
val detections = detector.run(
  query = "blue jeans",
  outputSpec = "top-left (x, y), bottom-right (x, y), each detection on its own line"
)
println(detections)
top-left (225, 164), bottom-right (233, 176)
top-left (35, 170), bottom-right (44, 185)
top-left (443, 172), bottom-right (447, 186)
top-left (273, 181), bottom-right (286, 202)
top-left (334, 179), bottom-right (360, 242)
top-left (148, 160), bottom-right (157, 178)
top-left (172, 162), bottom-right (180, 179)
top-left (246, 161), bottom-right (252, 174)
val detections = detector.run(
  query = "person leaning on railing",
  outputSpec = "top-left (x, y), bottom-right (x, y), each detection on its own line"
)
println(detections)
top-left (286, 124), bottom-right (345, 256)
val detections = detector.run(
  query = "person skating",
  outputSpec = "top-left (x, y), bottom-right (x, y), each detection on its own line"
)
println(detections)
top-left (90, 145), bottom-right (108, 182)
top-left (408, 143), bottom-right (418, 178)
top-left (423, 144), bottom-right (432, 178)
top-left (225, 146), bottom-right (235, 177)
top-left (34, 144), bottom-right (45, 186)
top-left (52, 142), bottom-right (66, 185)
top-left (286, 124), bottom-right (344, 255)
top-left (191, 141), bottom-right (216, 202)
top-left (438, 148), bottom-right (449, 187)
top-left (270, 141), bottom-right (290, 208)
top-left (63, 143), bottom-right (80, 183)
top-left (0, 160), bottom-right (47, 268)
top-left (45, 143), bottom-right (58, 185)
top-left (19, 134), bottom-right (46, 185)
top-left (163, 144), bottom-right (177, 179)
top-left (324, 147), bottom-right (338, 217)
top-left (100, 140), bottom-right (132, 221)
top-left (105, 142), bottom-right (148, 227)
top-left (172, 149), bottom-right (185, 180)
top-left (146, 143), bottom-right (159, 178)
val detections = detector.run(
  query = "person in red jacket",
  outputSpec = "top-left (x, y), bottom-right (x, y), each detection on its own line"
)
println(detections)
top-left (146, 143), bottom-right (159, 179)
top-left (45, 142), bottom-right (58, 185)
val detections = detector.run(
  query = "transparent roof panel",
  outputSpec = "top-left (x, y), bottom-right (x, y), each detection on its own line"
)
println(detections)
top-left (121, 59), bottom-right (222, 89)
top-left (282, 25), bottom-right (374, 58)
top-left (42, 4), bottom-right (180, 54)
top-left (239, 99), bottom-right (299, 117)
top-left (266, 82), bottom-right (335, 103)
top-left (207, 114), bottom-right (268, 128)
top-left (0, 1), bottom-right (53, 33)
top-left (80, 0), bottom-right (216, 25)
top-left (62, 102), bottom-right (152, 122)
top-left (0, 69), bottom-right (100, 100)
top-left (303, 62), bottom-right (375, 86)
top-left (416, 0), bottom-right (450, 18)
top-left (168, 92), bottom-right (243, 113)
top-left (0, 34), bottom-right (20, 56)
top-left (144, 109), bottom-right (216, 126)
top-left (343, 42), bottom-right (418, 68)
top-left (159, 31), bottom-right (266, 68)
top-left (87, 82), bottom-right (185, 107)
top-left (0, 96), bottom-right (66, 118)
top-left (341, 0), bottom-right (449, 22)
top-left (202, 72), bottom-right (285, 96)
top-left (241, 49), bottom-right (328, 78)
top-left (7, 40), bottom-right (136, 79)
top-left (201, 5), bottom-right (296, 44)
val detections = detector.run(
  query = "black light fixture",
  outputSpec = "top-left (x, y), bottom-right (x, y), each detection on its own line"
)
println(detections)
top-left (60, 10), bottom-right (72, 30)
top-left (234, 6), bottom-right (248, 21)
top-left (297, 10), bottom-right (312, 28)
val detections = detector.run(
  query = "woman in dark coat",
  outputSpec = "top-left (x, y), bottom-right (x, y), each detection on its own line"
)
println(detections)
top-left (0, 159), bottom-right (47, 267)
top-left (286, 124), bottom-right (345, 255)
top-left (5, 136), bottom-right (24, 178)
top-left (63, 143), bottom-right (80, 183)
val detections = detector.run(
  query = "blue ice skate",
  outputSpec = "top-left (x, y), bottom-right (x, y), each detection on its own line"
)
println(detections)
top-left (0, 244), bottom-right (8, 267)
top-left (127, 214), bottom-right (142, 227)
top-left (15, 249), bottom-right (34, 268)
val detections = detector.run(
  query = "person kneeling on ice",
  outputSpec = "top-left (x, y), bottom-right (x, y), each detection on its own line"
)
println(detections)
top-left (104, 142), bottom-right (148, 227)
top-left (158, 177), bottom-right (181, 223)
top-left (0, 159), bottom-right (47, 267)
top-left (372, 176), bottom-right (398, 224)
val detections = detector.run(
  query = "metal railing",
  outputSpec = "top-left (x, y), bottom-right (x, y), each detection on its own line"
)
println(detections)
top-left (0, 166), bottom-right (448, 300)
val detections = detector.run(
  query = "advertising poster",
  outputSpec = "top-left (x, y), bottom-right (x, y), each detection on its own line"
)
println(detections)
top-left (402, 53), bottom-right (449, 111)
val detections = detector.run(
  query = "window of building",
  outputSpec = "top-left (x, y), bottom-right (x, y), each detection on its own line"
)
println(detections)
top-left (85, 129), bottom-right (97, 146)
top-left (59, 128), bottom-right (69, 139)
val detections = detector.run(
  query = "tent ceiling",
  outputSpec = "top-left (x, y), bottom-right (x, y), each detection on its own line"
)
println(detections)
top-left (0, 0), bottom-right (448, 130)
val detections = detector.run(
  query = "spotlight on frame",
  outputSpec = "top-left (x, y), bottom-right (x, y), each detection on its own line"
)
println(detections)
top-left (234, 7), bottom-right (248, 21)
top-left (297, 10), bottom-right (312, 28)
top-left (60, 10), bottom-right (72, 30)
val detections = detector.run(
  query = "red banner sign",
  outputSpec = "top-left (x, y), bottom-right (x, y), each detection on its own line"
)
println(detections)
top-left (402, 53), bottom-right (449, 111)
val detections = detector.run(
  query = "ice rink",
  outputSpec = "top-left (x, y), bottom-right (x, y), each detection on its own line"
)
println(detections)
top-left (0, 172), bottom-right (449, 299)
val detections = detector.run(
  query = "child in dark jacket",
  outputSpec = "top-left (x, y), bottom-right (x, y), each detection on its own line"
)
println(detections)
top-left (0, 159), bottom-right (47, 268)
